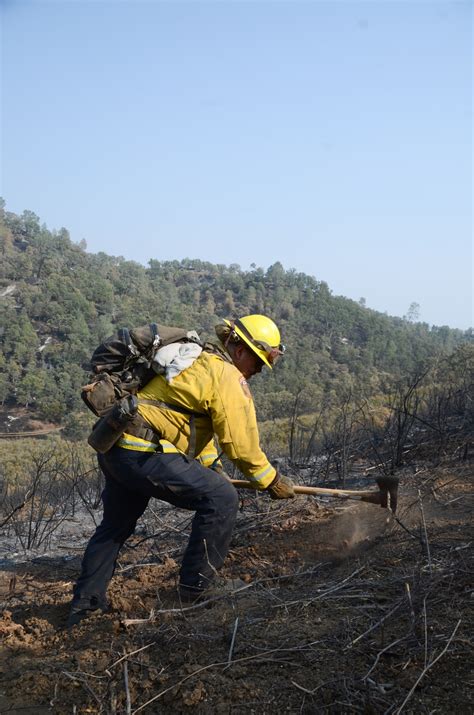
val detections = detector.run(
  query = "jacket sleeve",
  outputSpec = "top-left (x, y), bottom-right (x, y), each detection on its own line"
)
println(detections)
top-left (196, 438), bottom-right (223, 471)
top-left (208, 362), bottom-right (276, 489)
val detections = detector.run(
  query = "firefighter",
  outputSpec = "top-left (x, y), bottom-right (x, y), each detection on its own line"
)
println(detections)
top-left (68, 315), bottom-right (295, 626)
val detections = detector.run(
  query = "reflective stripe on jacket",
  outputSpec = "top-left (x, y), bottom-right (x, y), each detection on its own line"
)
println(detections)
top-left (120, 351), bottom-right (276, 489)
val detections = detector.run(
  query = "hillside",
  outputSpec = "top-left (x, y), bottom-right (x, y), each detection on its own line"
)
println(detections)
top-left (1, 453), bottom-right (472, 713)
top-left (1, 201), bottom-right (471, 442)
top-left (1, 203), bottom-right (472, 713)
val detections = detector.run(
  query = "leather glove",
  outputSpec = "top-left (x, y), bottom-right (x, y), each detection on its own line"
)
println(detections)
top-left (266, 473), bottom-right (295, 500)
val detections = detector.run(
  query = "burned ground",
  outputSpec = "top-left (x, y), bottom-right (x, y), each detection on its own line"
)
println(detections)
top-left (0, 462), bottom-right (472, 714)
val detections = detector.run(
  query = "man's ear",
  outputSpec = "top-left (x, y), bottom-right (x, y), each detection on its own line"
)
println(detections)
top-left (234, 342), bottom-right (245, 359)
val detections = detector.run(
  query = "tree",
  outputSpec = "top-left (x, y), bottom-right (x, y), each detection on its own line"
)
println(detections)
top-left (405, 302), bottom-right (420, 323)
top-left (224, 290), bottom-right (235, 314)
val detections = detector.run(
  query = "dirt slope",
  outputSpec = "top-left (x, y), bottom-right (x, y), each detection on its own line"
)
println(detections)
top-left (1, 464), bottom-right (472, 714)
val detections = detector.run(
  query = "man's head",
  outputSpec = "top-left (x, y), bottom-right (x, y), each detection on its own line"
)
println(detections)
top-left (215, 314), bottom-right (284, 379)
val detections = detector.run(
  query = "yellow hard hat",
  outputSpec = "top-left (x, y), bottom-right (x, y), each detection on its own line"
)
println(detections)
top-left (223, 314), bottom-right (284, 368)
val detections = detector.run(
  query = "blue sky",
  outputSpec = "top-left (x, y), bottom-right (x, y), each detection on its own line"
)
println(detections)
top-left (1, 0), bottom-right (472, 329)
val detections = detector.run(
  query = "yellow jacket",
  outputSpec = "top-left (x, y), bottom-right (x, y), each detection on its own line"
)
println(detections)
top-left (117, 350), bottom-right (276, 490)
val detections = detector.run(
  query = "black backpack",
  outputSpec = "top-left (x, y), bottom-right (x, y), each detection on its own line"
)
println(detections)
top-left (81, 322), bottom-right (202, 417)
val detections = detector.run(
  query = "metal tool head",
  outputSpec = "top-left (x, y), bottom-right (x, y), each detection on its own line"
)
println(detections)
top-left (375, 476), bottom-right (399, 513)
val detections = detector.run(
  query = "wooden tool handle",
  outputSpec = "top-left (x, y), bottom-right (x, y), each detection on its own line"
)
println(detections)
top-left (229, 479), bottom-right (380, 502)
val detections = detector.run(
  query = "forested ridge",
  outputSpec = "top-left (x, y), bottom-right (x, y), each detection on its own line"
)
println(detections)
top-left (0, 201), bottom-right (471, 438)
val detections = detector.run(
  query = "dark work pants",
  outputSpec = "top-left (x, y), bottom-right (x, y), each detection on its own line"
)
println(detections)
top-left (72, 447), bottom-right (239, 609)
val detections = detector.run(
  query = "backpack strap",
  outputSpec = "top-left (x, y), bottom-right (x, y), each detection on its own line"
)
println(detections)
top-left (138, 398), bottom-right (207, 458)
top-left (125, 419), bottom-right (162, 445)
top-left (138, 398), bottom-right (207, 418)
top-left (118, 327), bottom-right (140, 358)
top-left (188, 414), bottom-right (197, 460)
top-left (150, 323), bottom-right (161, 349)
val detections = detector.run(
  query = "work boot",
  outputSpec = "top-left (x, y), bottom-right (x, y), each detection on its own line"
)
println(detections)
top-left (178, 577), bottom-right (248, 604)
top-left (66, 596), bottom-right (107, 628)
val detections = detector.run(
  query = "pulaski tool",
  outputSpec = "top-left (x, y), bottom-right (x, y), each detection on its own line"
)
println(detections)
top-left (230, 475), bottom-right (399, 513)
